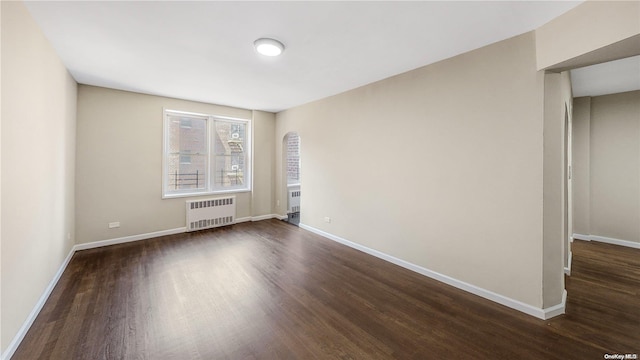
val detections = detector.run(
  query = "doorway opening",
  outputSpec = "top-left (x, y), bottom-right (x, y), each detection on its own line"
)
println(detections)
top-left (284, 132), bottom-right (301, 226)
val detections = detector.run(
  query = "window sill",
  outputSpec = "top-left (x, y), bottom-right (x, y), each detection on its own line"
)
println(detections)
top-left (162, 188), bottom-right (251, 199)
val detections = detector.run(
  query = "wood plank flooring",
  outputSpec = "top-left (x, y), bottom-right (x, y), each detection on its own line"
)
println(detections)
top-left (12, 220), bottom-right (640, 359)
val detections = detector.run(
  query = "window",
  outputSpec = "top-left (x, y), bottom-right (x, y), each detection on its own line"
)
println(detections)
top-left (286, 132), bottom-right (300, 186)
top-left (163, 109), bottom-right (251, 198)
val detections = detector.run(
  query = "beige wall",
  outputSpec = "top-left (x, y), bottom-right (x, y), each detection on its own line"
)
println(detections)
top-left (251, 110), bottom-right (276, 217)
top-left (536, 1), bottom-right (640, 71)
top-left (276, 32), bottom-right (547, 308)
top-left (573, 91), bottom-right (640, 244)
top-left (1, 1), bottom-right (77, 353)
top-left (572, 97), bottom-right (591, 235)
top-left (76, 86), bottom-right (275, 244)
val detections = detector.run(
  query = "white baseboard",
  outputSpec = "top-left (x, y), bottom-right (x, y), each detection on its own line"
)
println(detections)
top-left (4, 221), bottom-right (569, 360)
top-left (248, 214), bottom-right (274, 222)
top-left (544, 290), bottom-right (568, 319)
top-left (73, 227), bottom-right (186, 251)
top-left (4, 218), bottom-right (304, 359)
top-left (2, 247), bottom-right (76, 360)
top-left (564, 251), bottom-right (572, 276)
top-left (75, 216), bottom-right (287, 252)
top-left (572, 233), bottom-right (640, 249)
top-left (590, 235), bottom-right (640, 249)
top-left (572, 233), bottom-right (590, 241)
top-left (236, 214), bottom-right (285, 223)
top-left (299, 223), bottom-right (565, 320)
top-left (2, 226), bottom-right (187, 359)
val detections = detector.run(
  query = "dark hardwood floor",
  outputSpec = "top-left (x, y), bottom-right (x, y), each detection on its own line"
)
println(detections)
top-left (13, 220), bottom-right (639, 359)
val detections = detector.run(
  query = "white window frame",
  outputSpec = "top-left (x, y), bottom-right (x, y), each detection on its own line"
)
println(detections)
top-left (162, 109), bottom-right (252, 199)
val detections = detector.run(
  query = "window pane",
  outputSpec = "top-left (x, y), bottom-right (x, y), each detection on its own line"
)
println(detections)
top-left (213, 120), bottom-right (246, 188)
top-left (166, 113), bottom-right (208, 193)
top-left (167, 115), bottom-right (207, 154)
top-left (166, 154), bottom-right (207, 191)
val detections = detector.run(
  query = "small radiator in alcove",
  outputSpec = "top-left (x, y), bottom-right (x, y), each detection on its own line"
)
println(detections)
top-left (288, 189), bottom-right (301, 213)
top-left (186, 196), bottom-right (236, 232)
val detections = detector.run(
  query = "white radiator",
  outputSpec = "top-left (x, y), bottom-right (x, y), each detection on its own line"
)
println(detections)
top-left (186, 196), bottom-right (236, 232)
top-left (288, 188), bottom-right (300, 213)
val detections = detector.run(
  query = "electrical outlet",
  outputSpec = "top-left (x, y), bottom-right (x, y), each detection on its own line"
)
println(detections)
top-left (108, 222), bottom-right (120, 229)
top-left (324, 217), bottom-right (331, 223)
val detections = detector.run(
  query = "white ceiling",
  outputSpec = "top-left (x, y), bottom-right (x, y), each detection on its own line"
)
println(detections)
top-left (24, 1), bottom-right (584, 113)
top-left (571, 55), bottom-right (640, 98)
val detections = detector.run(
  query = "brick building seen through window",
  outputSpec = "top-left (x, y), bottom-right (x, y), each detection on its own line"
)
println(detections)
top-left (286, 132), bottom-right (300, 186)
top-left (164, 110), bottom-right (249, 196)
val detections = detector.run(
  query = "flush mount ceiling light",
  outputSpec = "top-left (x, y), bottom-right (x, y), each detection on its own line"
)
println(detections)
top-left (254, 38), bottom-right (285, 57)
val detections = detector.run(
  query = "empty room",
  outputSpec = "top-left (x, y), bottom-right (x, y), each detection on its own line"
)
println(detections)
top-left (2, 1), bottom-right (639, 359)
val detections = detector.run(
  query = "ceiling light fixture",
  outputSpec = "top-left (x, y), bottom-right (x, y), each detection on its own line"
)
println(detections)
top-left (254, 38), bottom-right (285, 57)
